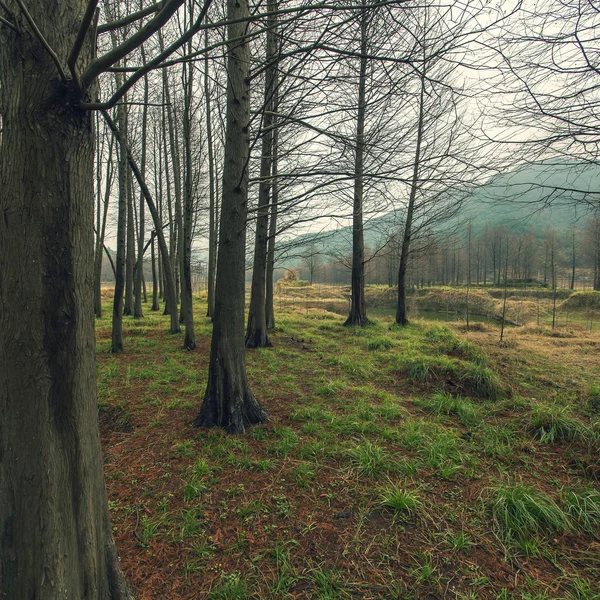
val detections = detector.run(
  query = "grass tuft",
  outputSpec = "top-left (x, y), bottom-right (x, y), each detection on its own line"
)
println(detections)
top-left (487, 483), bottom-right (570, 543)
top-left (528, 405), bottom-right (591, 444)
top-left (379, 483), bottom-right (421, 517)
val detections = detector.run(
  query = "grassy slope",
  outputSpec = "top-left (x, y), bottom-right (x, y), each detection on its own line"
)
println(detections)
top-left (96, 295), bottom-right (600, 600)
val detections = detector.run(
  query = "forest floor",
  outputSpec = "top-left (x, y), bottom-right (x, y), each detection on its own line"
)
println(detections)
top-left (96, 292), bottom-right (600, 600)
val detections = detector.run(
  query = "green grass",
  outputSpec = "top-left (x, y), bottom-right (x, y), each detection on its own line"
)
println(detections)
top-left (528, 405), bottom-right (592, 444)
top-left (486, 483), bottom-right (570, 543)
top-left (379, 484), bottom-right (422, 517)
top-left (96, 293), bottom-right (600, 599)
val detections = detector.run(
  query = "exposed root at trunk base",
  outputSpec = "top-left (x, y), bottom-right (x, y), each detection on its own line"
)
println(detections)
top-left (193, 387), bottom-right (267, 434)
top-left (245, 330), bottom-right (273, 349)
top-left (344, 313), bottom-right (370, 327)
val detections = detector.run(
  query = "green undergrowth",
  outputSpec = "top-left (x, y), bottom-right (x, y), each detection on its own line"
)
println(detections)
top-left (95, 297), bottom-right (600, 599)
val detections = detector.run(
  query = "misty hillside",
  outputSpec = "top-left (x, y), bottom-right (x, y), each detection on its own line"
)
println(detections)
top-left (277, 160), bottom-right (600, 265)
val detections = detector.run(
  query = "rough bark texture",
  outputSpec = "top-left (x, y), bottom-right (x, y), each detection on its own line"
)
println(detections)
top-left (0, 3), bottom-right (131, 597)
top-left (345, 1), bottom-right (369, 327)
top-left (194, 0), bottom-right (267, 434)
top-left (246, 2), bottom-right (277, 349)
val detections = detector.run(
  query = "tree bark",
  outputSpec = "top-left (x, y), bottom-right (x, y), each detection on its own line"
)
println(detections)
top-left (194, 0), bottom-right (267, 434)
top-left (0, 3), bottom-right (131, 597)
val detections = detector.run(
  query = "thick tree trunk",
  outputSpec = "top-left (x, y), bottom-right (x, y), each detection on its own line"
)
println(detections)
top-left (0, 4), bottom-right (131, 597)
top-left (194, 0), bottom-right (267, 434)
top-left (246, 1), bottom-right (277, 348)
top-left (345, 1), bottom-right (369, 327)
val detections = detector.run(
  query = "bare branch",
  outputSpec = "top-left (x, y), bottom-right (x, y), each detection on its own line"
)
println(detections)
top-left (96, 1), bottom-right (163, 34)
top-left (81, 0), bottom-right (186, 91)
top-left (67, 0), bottom-right (98, 84)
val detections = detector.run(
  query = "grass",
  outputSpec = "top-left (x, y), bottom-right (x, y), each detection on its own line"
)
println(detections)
top-left (95, 289), bottom-right (600, 599)
top-left (528, 405), bottom-right (592, 444)
top-left (486, 483), bottom-right (570, 543)
top-left (379, 483), bottom-right (422, 517)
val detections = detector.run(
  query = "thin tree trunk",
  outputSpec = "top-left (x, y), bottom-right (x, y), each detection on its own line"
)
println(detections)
top-left (124, 104), bottom-right (135, 316)
top-left (194, 0), bottom-right (267, 434)
top-left (112, 78), bottom-right (128, 353)
top-left (396, 67), bottom-right (425, 326)
top-left (0, 3), bottom-right (131, 595)
top-left (151, 232), bottom-right (160, 311)
top-left (181, 47), bottom-right (196, 350)
top-left (134, 53), bottom-right (149, 318)
top-left (246, 0), bottom-right (277, 348)
top-left (205, 27), bottom-right (217, 319)
top-left (266, 97), bottom-right (279, 330)
top-left (103, 112), bottom-right (180, 334)
top-left (345, 0), bottom-right (369, 327)
top-left (95, 134), bottom-right (114, 318)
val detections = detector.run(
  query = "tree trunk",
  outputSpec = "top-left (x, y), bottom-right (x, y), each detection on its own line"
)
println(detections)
top-left (194, 0), bottom-right (267, 434)
top-left (205, 27), bottom-right (218, 319)
top-left (102, 112), bottom-right (180, 335)
top-left (345, 0), bottom-right (369, 327)
top-left (396, 68), bottom-right (425, 326)
top-left (134, 66), bottom-right (149, 319)
top-left (124, 115), bottom-right (135, 316)
top-left (112, 84), bottom-right (128, 353)
top-left (181, 54), bottom-right (196, 350)
top-left (95, 134), bottom-right (114, 318)
top-left (265, 105), bottom-right (279, 330)
top-left (0, 4), bottom-right (131, 596)
top-left (246, 0), bottom-right (277, 348)
top-left (151, 232), bottom-right (160, 311)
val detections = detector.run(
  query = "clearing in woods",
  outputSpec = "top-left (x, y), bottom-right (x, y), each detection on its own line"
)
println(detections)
top-left (97, 287), bottom-right (600, 599)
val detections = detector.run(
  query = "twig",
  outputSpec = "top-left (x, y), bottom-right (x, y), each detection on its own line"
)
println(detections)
top-left (13, 0), bottom-right (68, 83)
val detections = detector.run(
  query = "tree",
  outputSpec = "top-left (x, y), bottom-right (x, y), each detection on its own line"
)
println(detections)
top-left (301, 244), bottom-right (324, 285)
top-left (194, 0), bottom-right (267, 434)
top-left (0, 0), bottom-right (132, 596)
top-left (245, 0), bottom-right (278, 349)
top-left (345, 0), bottom-right (370, 326)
